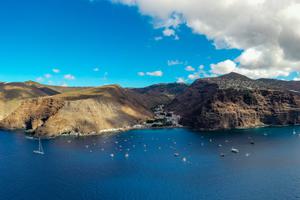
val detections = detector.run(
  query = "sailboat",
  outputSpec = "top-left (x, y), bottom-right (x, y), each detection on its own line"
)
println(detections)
top-left (33, 137), bottom-right (44, 155)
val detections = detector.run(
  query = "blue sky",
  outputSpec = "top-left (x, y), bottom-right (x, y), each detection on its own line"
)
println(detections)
top-left (0, 0), bottom-right (297, 87)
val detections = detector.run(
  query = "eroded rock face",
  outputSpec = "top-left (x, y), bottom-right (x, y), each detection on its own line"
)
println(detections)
top-left (0, 98), bottom-right (65, 131)
top-left (168, 78), bottom-right (300, 130)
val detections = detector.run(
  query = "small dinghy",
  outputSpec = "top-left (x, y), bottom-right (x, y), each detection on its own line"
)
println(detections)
top-left (25, 136), bottom-right (36, 140)
top-left (231, 148), bottom-right (239, 153)
top-left (174, 152), bottom-right (180, 157)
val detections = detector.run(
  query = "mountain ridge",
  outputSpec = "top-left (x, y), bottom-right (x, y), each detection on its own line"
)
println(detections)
top-left (1, 72), bottom-right (300, 136)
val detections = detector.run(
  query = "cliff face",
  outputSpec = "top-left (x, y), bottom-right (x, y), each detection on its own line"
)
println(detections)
top-left (168, 75), bottom-right (300, 130)
top-left (0, 85), bottom-right (153, 137)
top-left (0, 82), bottom-right (60, 120)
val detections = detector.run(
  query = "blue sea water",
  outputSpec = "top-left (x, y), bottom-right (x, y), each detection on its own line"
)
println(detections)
top-left (1, 127), bottom-right (300, 200)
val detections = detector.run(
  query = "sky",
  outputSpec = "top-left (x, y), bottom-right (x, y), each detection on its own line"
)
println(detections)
top-left (0, 0), bottom-right (300, 87)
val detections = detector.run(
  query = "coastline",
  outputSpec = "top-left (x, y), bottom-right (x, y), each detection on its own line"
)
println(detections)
top-left (2, 123), bottom-right (300, 139)
top-left (59, 124), bottom-right (184, 138)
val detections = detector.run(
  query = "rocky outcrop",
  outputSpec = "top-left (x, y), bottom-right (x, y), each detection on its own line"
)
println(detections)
top-left (168, 75), bottom-right (300, 130)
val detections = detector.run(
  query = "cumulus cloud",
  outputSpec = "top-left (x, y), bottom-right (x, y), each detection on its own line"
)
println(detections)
top-left (138, 70), bottom-right (163, 77)
top-left (64, 74), bottom-right (76, 80)
top-left (210, 60), bottom-right (237, 75)
top-left (210, 59), bottom-right (290, 79)
top-left (162, 28), bottom-right (179, 39)
top-left (146, 70), bottom-right (163, 77)
top-left (163, 28), bottom-right (175, 37)
top-left (112, 0), bottom-right (300, 78)
top-left (185, 66), bottom-right (195, 72)
top-left (138, 72), bottom-right (145, 76)
top-left (176, 77), bottom-right (186, 83)
top-left (188, 73), bottom-right (200, 80)
top-left (186, 64), bottom-right (209, 81)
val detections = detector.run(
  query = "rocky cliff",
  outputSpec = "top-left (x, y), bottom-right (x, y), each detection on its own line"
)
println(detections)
top-left (168, 73), bottom-right (300, 130)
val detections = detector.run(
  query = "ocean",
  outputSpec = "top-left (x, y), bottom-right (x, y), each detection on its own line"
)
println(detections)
top-left (1, 127), bottom-right (300, 200)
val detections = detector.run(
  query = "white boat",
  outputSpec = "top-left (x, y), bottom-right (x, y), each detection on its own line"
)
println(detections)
top-left (174, 152), bottom-right (180, 157)
top-left (33, 138), bottom-right (44, 155)
top-left (25, 136), bottom-right (36, 140)
top-left (231, 148), bottom-right (239, 153)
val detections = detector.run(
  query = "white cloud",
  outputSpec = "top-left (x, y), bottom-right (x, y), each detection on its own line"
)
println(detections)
top-left (146, 70), bottom-right (163, 77)
top-left (168, 60), bottom-right (185, 66)
top-left (112, 0), bottom-right (300, 78)
top-left (210, 60), bottom-right (237, 75)
top-left (185, 66), bottom-right (195, 72)
top-left (138, 70), bottom-right (163, 77)
top-left (162, 28), bottom-right (179, 40)
top-left (184, 64), bottom-right (210, 81)
top-left (52, 69), bottom-right (60, 73)
top-left (294, 77), bottom-right (300, 81)
top-left (163, 28), bottom-right (175, 37)
top-left (210, 59), bottom-right (290, 79)
top-left (138, 72), bottom-right (145, 76)
top-left (176, 77), bottom-right (186, 83)
top-left (64, 74), bottom-right (76, 80)
top-left (188, 73), bottom-right (200, 80)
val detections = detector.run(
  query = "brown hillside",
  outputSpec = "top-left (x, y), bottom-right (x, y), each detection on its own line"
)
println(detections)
top-left (0, 85), bottom-right (153, 137)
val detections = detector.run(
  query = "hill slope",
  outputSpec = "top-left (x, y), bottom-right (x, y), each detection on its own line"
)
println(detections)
top-left (132, 83), bottom-right (188, 107)
top-left (0, 85), bottom-right (153, 137)
top-left (0, 82), bottom-right (60, 120)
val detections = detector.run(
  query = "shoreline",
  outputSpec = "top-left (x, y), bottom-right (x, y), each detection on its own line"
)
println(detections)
top-left (59, 125), bottom-right (185, 138)
top-left (1, 123), bottom-right (300, 139)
